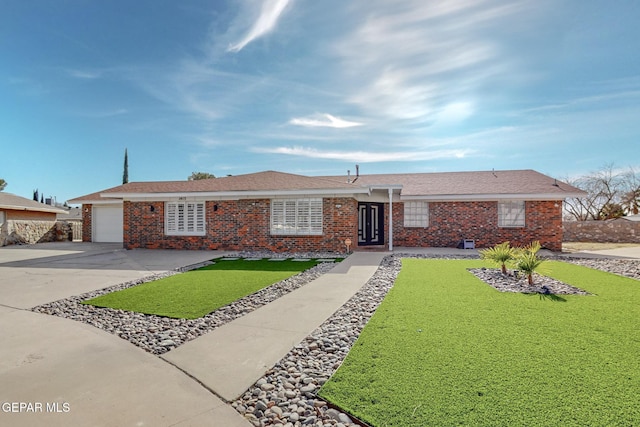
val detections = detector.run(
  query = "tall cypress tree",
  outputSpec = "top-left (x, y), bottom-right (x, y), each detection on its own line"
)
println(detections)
top-left (123, 148), bottom-right (129, 184)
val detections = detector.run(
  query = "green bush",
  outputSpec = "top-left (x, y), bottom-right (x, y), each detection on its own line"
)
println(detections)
top-left (479, 241), bottom-right (515, 274)
top-left (513, 241), bottom-right (546, 285)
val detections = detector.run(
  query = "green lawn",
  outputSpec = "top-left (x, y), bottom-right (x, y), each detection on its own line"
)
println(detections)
top-left (84, 258), bottom-right (322, 319)
top-left (318, 259), bottom-right (640, 426)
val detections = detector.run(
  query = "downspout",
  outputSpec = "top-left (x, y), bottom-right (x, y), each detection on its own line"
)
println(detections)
top-left (388, 187), bottom-right (393, 251)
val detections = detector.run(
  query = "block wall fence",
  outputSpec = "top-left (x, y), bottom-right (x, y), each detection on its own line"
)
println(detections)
top-left (563, 219), bottom-right (640, 243)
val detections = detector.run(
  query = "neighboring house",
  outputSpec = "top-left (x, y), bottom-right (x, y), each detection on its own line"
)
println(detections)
top-left (68, 169), bottom-right (585, 252)
top-left (0, 192), bottom-right (69, 246)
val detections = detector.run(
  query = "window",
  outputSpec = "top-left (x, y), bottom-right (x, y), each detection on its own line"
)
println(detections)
top-left (271, 198), bottom-right (322, 235)
top-left (165, 201), bottom-right (205, 235)
top-left (498, 200), bottom-right (525, 227)
top-left (404, 201), bottom-right (429, 227)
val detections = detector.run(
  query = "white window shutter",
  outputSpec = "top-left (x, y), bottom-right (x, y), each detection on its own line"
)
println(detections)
top-left (270, 198), bottom-right (323, 235)
top-left (165, 201), bottom-right (206, 236)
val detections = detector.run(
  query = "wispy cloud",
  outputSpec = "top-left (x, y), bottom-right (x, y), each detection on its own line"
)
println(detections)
top-left (257, 145), bottom-right (472, 162)
top-left (227, 0), bottom-right (292, 52)
top-left (333, 0), bottom-right (536, 122)
top-left (75, 108), bottom-right (129, 118)
top-left (289, 113), bottom-right (363, 128)
top-left (65, 68), bottom-right (103, 79)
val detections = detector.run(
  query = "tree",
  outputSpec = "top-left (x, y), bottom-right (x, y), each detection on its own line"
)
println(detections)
top-left (188, 172), bottom-right (215, 180)
top-left (620, 167), bottom-right (640, 215)
top-left (564, 164), bottom-right (634, 220)
top-left (123, 148), bottom-right (129, 184)
top-left (0, 179), bottom-right (6, 191)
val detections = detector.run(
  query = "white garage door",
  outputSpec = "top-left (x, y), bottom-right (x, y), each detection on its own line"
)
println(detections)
top-left (93, 206), bottom-right (123, 243)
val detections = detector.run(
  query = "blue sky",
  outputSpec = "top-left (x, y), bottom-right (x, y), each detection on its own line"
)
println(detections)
top-left (1, 0), bottom-right (639, 204)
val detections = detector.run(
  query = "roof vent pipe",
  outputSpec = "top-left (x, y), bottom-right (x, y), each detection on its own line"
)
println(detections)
top-left (347, 170), bottom-right (351, 184)
top-left (352, 164), bottom-right (359, 183)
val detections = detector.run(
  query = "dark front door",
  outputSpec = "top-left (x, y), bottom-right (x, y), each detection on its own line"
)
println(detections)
top-left (358, 202), bottom-right (384, 246)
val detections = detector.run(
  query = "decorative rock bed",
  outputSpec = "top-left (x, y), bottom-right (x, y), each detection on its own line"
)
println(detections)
top-left (468, 268), bottom-right (591, 295)
top-left (31, 251), bottom-right (640, 427)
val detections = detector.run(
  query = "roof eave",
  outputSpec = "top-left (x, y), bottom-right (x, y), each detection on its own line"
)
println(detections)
top-left (401, 192), bottom-right (587, 201)
top-left (104, 187), bottom-right (371, 200)
top-left (0, 204), bottom-right (68, 214)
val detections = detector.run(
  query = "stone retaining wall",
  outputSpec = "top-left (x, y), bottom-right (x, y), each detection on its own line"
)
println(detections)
top-left (563, 219), bottom-right (640, 243)
top-left (0, 220), bottom-right (80, 246)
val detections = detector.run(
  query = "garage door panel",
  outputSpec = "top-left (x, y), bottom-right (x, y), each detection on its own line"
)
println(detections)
top-left (93, 206), bottom-right (123, 243)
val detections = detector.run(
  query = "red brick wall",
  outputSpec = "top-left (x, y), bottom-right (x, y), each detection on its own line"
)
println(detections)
top-left (123, 198), bottom-right (359, 253)
top-left (391, 200), bottom-right (563, 251)
top-left (89, 198), bottom-right (562, 251)
top-left (81, 204), bottom-right (92, 242)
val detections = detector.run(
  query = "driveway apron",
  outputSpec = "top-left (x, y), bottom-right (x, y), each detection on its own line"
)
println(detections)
top-left (0, 242), bottom-right (249, 427)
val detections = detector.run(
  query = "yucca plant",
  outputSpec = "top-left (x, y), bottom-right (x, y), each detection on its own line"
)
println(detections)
top-left (479, 241), bottom-right (516, 274)
top-left (513, 241), bottom-right (545, 285)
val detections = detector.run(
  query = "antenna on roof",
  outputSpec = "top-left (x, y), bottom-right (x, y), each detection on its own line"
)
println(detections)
top-left (352, 164), bottom-right (360, 183)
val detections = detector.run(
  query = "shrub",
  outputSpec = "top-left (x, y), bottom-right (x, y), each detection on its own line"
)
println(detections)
top-left (479, 241), bottom-right (515, 274)
top-left (513, 241), bottom-right (545, 285)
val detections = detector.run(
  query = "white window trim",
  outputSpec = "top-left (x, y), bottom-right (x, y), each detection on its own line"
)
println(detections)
top-left (404, 201), bottom-right (429, 228)
top-left (165, 201), bottom-right (206, 236)
top-left (498, 200), bottom-right (525, 228)
top-left (271, 198), bottom-right (323, 236)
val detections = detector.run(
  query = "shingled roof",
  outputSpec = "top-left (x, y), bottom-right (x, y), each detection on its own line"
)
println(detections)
top-left (69, 169), bottom-right (585, 203)
top-left (321, 169), bottom-right (584, 199)
top-left (69, 171), bottom-right (363, 202)
top-left (0, 192), bottom-right (68, 214)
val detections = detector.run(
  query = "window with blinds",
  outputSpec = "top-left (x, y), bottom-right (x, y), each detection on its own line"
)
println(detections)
top-left (404, 201), bottom-right (429, 227)
top-left (271, 198), bottom-right (323, 235)
top-left (165, 201), bottom-right (205, 235)
top-left (498, 200), bottom-right (525, 227)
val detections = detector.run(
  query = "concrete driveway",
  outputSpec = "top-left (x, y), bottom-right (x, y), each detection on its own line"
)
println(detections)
top-left (0, 242), bottom-right (250, 427)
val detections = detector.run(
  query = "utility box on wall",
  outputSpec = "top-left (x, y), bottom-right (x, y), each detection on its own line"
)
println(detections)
top-left (457, 239), bottom-right (475, 249)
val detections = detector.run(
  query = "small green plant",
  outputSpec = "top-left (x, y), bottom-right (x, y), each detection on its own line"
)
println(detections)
top-left (513, 241), bottom-right (545, 285)
top-left (479, 241), bottom-right (515, 274)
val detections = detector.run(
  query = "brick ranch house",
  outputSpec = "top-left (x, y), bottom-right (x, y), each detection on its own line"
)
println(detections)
top-left (69, 169), bottom-right (585, 252)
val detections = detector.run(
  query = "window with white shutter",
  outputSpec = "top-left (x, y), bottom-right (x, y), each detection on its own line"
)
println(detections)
top-left (498, 200), bottom-right (525, 227)
top-left (165, 201), bottom-right (206, 236)
top-left (404, 201), bottom-right (429, 227)
top-left (271, 198), bottom-right (323, 235)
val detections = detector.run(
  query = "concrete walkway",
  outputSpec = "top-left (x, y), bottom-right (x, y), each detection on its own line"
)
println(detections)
top-left (162, 251), bottom-right (389, 402)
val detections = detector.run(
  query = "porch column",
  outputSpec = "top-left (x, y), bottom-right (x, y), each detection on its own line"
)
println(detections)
top-left (388, 187), bottom-right (393, 251)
